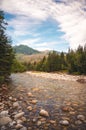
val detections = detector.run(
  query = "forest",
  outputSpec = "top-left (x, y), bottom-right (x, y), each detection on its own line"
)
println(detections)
top-left (21, 45), bottom-right (86, 75)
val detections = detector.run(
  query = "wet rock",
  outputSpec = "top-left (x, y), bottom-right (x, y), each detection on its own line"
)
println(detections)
top-left (75, 120), bottom-right (82, 125)
top-left (9, 121), bottom-right (16, 127)
top-left (50, 120), bottom-right (56, 124)
top-left (31, 100), bottom-right (38, 104)
top-left (61, 117), bottom-right (70, 121)
top-left (37, 121), bottom-right (42, 126)
top-left (0, 117), bottom-right (12, 126)
top-left (32, 118), bottom-right (37, 123)
top-left (77, 78), bottom-right (86, 83)
top-left (1, 126), bottom-right (6, 130)
top-left (0, 111), bottom-right (8, 117)
top-left (27, 92), bottom-right (33, 97)
top-left (15, 124), bottom-right (23, 129)
top-left (28, 127), bottom-right (32, 130)
top-left (0, 103), bottom-right (3, 106)
top-left (59, 120), bottom-right (69, 125)
top-left (27, 106), bottom-right (32, 111)
top-left (2, 86), bottom-right (8, 91)
top-left (39, 109), bottom-right (49, 117)
top-left (21, 117), bottom-right (27, 122)
top-left (77, 115), bottom-right (85, 121)
top-left (9, 96), bottom-right (13, 100)
top-left (20, 127), bottom-right (27, 130)
top-left (20, 89), bottom-right (25, 92)
top-left (17, 119), bottom-right (23, 124)
top-left (14, 112), bottom-right (25, 119)
top-left (12, 98), bottom-right (17, 102)
top-left (69, 111), bottom-right (76, 115)
top-left (13, 102), bottom-right (19, 108)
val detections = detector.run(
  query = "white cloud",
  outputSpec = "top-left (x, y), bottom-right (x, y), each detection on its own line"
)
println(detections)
top-left (33, 41), bottom-right (59, 51)
top-left (54, 0), bottom-right (86, 49)
top-left (16, 38), bottom-right (41, 47)
top-left (0, 0), bottom-right (86, 50)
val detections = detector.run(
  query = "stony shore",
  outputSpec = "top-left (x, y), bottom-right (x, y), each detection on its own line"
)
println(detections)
top-left (0, 72), bottom-right (86, 130)
top-left (26, 71), bottom-right (86, 82)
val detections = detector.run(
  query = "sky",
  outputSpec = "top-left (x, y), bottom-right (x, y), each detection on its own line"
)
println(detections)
top-left (0, 0), bottom-right (86, 52)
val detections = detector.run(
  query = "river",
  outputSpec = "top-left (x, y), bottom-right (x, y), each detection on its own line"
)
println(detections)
top-left (10, 72), bottom-right (86, 130)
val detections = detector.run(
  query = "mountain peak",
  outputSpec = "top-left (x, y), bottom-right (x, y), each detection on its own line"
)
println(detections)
top-left (13, 45), bottom-right (40, 55)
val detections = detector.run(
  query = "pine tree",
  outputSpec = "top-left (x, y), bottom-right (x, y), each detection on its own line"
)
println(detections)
top-left (0, 10), bottom-right (14, 83)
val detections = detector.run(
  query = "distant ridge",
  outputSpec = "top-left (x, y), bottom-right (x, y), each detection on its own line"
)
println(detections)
top-left (13, 45), bottom-right (40, 55)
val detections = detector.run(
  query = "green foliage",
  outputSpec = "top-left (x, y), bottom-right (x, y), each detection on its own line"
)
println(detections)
top-left (11, 59), bottom-right (27, 73)
top-left (45, 51), bottom-right (61, 72)
top-left (13, 45), bottom-right (40, 55)
top-left (0, 76), bottom-right (5, 84)
top-left (66, 45), bottom-right (86, 74)
top-left (0, 10), bottom-right (14, 83)
top-left (25, 45), bottom-right (86, 75)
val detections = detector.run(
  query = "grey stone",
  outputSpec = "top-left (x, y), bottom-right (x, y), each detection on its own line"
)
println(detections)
top-left (0, 117), bottom-right (12, 126)
top-left (59, 120), bottom-right (69, 125)
top-left (77, 115), bottom-right (85, 121)
top-left (37, 121), bottom-right (42, 126)
top-left (20, 127), bottom-right (27, 130)
top-left (15, 124), bottom-right (23, 129)
top-left (75, 120), bottom-right (82, 125)
top-left (0, 111), bottom-right (8, 117)
top-left (14, 112), bottom-right (25, 119)
top-left (13, 102), bottom-right (19, 108)
top-left (1, 126), bottom-right (6, 130)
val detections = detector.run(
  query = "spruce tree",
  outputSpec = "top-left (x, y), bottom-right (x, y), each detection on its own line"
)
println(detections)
top-left (0, 10), bottom-right (14, 83)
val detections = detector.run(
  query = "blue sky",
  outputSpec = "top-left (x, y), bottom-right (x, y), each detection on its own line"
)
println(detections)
top-left (0, 0), bottom-right (86, 52)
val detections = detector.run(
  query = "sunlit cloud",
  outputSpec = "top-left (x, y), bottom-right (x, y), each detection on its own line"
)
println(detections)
top-left (0, 0), bottom-right (86, 50)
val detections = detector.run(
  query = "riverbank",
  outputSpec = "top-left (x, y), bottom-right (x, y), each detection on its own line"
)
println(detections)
top-left (26, 71), bottom-right (86, 82)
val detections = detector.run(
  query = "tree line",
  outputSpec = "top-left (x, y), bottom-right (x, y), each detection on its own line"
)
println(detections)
top-left (22, 45), bottom-right (86, 75)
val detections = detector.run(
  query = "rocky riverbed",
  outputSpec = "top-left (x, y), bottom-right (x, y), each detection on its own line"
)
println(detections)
top-left (0, 72), bottom-right (86, 130)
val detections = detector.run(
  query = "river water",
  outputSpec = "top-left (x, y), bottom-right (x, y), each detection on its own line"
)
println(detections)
top-left (10, 72), bottom-right (86, 129)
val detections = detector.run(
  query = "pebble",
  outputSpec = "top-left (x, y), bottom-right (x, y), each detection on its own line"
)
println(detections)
top-left (75, 120), bottom-right (82, 125)
top-left (32, 118), bottom-right (37, 122)
top-left (0, 111), bottom-right (8, 117)
top-left (14, 112), bottom-right (25, 119)
top-left (50, 120), bottom-right (56, 124)
top-left (37, 121), bottom-right (42, 126)
top-left (39, 109), bottom-right (49, 117)
top-left (77, 115), bottom-right (85, 121)
top-left (9, 121), bottom-right (16, 127)
top-left (17, 119), bottom-right (23, 124)
top-left (9, 96), bottom-right (13, 100)
top-left (1, 126), bottom-right (6, 130)
top-left (0, 117), bottom-right (12, 126)
top-left (62, 106), bottom-right (70, 112)
top-left (15, 124), bottom-right (23, 129)
top-left (31, 100), bottom-right (38, 104)
top-left (20, 127), bottom-right (27, 130)
top-left (27, 106), bottom-right (32, 111)
top-left (0, 103), bottom-right (3, 106)
top-left (13, 102), bottom-right (19, 108)
top-left (21, 117), bottom-right (27, 122)
top-left (27, 92), bottom-right (33, 97)
top-left (59, 120), bottom-right (69, 125)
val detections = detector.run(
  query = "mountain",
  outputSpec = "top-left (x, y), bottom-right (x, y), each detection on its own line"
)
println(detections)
top-left (13, 45), bottom-right (40, 55)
